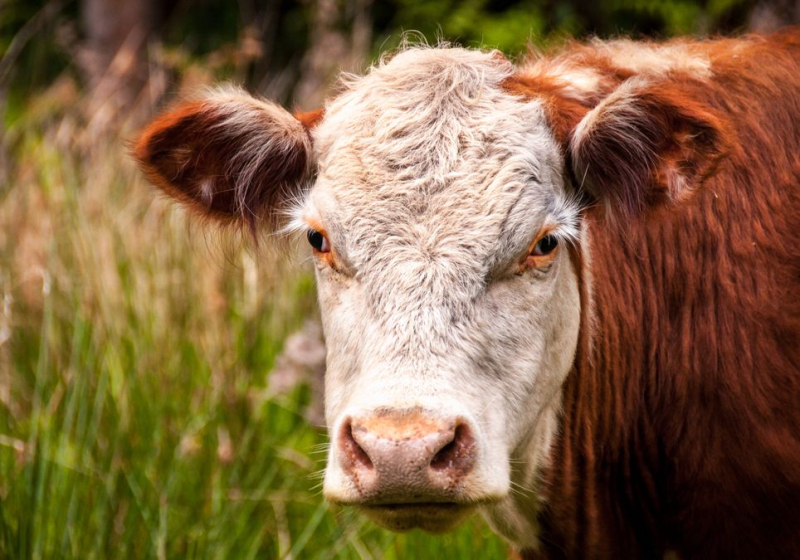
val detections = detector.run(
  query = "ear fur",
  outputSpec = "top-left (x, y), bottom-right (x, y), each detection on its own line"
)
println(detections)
top-left (134, 87), bottom-right (318, 234)
top-left (569, 78), bottom-right (729, 216)
top-left (502, 74), bottom-right (593, 146)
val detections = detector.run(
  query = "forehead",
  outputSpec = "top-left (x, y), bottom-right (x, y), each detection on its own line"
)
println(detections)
top-left (307, 47), bottom-right (568, 264)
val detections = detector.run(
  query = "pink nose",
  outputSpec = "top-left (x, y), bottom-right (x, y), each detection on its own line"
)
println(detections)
top-left (337, 408), bottom-right (477, 503)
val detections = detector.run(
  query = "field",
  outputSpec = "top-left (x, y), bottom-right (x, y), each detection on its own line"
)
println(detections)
top-left (3, 1), bottom-right (779, 555)
top-left (0, 108), bottom-right (509, 558)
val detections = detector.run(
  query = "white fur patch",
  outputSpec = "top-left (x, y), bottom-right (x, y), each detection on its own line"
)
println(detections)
top-left (592, 38), bottom-right (712, 78)
top-left (292, 45), bottom-right (583, 549)
top-left (519, 39), bottom-right (710, 103)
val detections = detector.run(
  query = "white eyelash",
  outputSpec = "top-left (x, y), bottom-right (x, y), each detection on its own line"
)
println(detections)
top-left (279, 190), bottom-right (316, 237)
top-left (545, 191), bottom-right (583, 247)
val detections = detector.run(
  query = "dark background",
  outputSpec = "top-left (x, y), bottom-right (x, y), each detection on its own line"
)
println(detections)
top-left (3, 0), bottom-right (799, 125)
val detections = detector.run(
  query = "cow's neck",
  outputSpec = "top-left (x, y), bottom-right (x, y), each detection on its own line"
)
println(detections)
top-left (482, 216), bottom-right (666, 556)
top-left (526, 213), bottom-right (666, 558)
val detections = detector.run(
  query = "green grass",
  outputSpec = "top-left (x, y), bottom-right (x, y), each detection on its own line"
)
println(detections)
top-left (0, 107), bottom-right (509, 558)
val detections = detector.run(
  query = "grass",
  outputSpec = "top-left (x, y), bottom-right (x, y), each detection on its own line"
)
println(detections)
top-left (0, 94), bottom-right (510, 558)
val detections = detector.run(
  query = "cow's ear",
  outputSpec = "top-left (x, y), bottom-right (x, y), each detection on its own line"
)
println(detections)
top-left (569, 79), bottom-right (729, 216)
top-left (134, 87), bottom-right (323, 233)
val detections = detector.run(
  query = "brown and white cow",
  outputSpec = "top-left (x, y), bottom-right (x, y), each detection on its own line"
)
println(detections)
top-left (135, 29), bottom-right (800, 559)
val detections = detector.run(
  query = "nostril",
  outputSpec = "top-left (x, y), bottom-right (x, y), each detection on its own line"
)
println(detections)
top-left (430, 438), bottom-right (456, 470)
top-left (430, 423), bottom-right (475, 473)
top-left (340, 420), bottom-right (374, 471)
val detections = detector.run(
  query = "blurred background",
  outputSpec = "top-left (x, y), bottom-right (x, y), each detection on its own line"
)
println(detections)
top-left (1, 1), bottom-right (797, 558)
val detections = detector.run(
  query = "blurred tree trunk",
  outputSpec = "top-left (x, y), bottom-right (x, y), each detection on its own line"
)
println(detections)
top-left (294, 0), bottom-right (372, 110)
top-left (81, 0), bottom-right (155, 86)
top-left (747, 0), bottom-right (800, 31)
top-left (254, 0), bottom-right (296, 101)
top-left (79, 0), bottom-right (169, 134)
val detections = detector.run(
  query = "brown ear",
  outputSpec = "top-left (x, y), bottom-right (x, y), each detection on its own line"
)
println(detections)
top-left (569, 78), bottom-right (729, 216)
top-left (135, 87), bottom-right (322, 233)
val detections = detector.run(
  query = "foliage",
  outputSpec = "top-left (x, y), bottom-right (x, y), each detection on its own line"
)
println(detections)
top-left (0, 120), bottom-right (509, 557)
top-left (0, 1), bottom-right (784, 558)
top-left (1, 0), bottom-right (761, 106)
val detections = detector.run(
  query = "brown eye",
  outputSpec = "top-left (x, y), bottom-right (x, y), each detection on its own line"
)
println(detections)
top-left (307, 229), bottom-right (330, 253)
top-left (532, 234), bottom-right (558, 256)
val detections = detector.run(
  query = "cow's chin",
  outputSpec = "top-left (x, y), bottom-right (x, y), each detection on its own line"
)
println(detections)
top-left (359, 503), bottom-right (476, 533)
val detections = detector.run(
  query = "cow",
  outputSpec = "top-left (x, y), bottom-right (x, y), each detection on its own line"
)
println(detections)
top-left (134, 29), bottom-right (800, 559)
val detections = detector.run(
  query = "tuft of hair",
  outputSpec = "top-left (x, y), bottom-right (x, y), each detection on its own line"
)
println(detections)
top-left (134, 86), bottom-right (314, 238)
top-left (548, 189), bottom-right (584, 247)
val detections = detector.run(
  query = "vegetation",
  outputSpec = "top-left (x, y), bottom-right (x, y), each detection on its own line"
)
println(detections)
top-left (0, 107), bottom-right (509, 558)
top-left (0, 1), bottom-right (795, 558)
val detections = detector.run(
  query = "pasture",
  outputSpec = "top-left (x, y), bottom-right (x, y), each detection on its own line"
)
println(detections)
top-left (0, 119), bottom-right (509, 557)
top-left (2, 1), bottom-right (794, 557)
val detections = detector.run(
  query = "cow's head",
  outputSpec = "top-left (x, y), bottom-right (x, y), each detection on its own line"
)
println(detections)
top-left (136, 46), bottom-right (725, 544)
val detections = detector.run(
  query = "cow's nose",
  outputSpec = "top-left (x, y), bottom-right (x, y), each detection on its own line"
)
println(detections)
top-left (337, 409), bottom-right (476, 502)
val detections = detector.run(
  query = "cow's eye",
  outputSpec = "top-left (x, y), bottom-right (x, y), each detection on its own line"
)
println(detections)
top-left (307, 229), bottom-right (330, 253)
top-left (532, 234), bottom-right (558, 256)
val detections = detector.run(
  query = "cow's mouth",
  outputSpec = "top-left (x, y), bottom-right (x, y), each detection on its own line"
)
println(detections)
top-left (359, 502), bottom-right (476, 533)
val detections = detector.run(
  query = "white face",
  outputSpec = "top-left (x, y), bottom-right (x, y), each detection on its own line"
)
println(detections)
top-left (295, 48), bottom-right (582, 541)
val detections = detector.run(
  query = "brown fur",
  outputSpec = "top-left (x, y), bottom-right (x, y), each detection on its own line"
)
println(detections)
top-left (294, 108), bottom-right (325, 130)
top-left (134, 97), bottom-right (317, 235)
top-left (134, 30), bottom-right (800, 558)
top-left (511, 28), bottom-right (800, 559)
top-left (571, 80), bottom-right (731, 216)
top-left (502, 74), bottom-right (591, 146)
